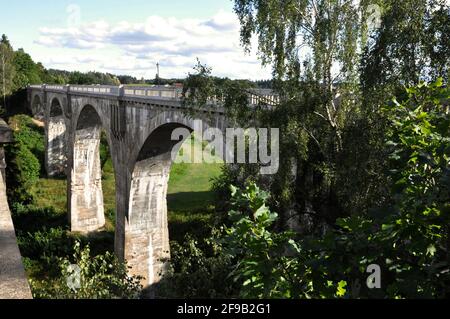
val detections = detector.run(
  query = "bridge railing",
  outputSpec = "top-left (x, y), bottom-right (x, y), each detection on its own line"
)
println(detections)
top-left (247, 89), bottom-right (280, 106)
top-left (28, 84), bottom-right (280, 106)
top-left (123, 86), bottom-right (183, 100)
top-left (69, 85), bottom-right (120, 96)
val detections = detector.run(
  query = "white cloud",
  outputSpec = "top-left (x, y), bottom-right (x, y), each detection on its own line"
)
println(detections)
top-left (34, 10), bottom-right (271, 80)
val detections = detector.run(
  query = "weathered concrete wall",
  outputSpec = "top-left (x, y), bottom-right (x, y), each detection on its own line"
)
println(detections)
top-left (0, 173), bottom-right (33, 299)
top-left (125, 123), bottom-right (184, 286)
top-left (46, 116), bottom-right (67, 177)
top-left (0, 119), bottom-right (33, 299)
top-left (45, 96), bottom-right (68, 177)
top-left (71, 131), bottom-right (105, 232)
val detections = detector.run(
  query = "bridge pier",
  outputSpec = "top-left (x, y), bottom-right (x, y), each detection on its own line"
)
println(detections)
top-left (68, 105), bottom-right (105, 233)
top-left (45, 97), bottom-right (67, 177)
top-left (123, 123), bottom-right (183, 287)
top-left (45, 115), bottom-right (67, 177)
top-left (125, 161), bottom-right (171, 287)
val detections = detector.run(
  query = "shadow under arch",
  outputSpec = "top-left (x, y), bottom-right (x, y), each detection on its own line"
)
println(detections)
top-left (46, 97), bottom-right (67, 177)
top-left (31, 94), bottom-right (44, 120)
top-left (126, 122), bottom-right (194, 288)
top-left (70, 104), bottom-right (116, 233)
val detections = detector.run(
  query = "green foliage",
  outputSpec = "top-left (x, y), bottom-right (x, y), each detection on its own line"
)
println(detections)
top-left (361, 0), bottom-right (449, 94)
top-left (224, 184), bottom-right (304, 298)
top-left (5, 115), bottom-right (44, 203)
top-left (18, 227), bottom-right (72, 274)
top-left (13, 49), bottom-right (44, 88)
top-left (99, 131), bottom-right (111, 169)
top-left (182, 59), bottom-right (255, 119)
top-left (188, 0), bottom-right (400, 232)
top-left (164, 80), bottom-right (449, 299)
top-left (5, 140), bottom-right (40, 203)
top-left (0, 34), bottom-right (16, 109)
top-left (158, 232), bottom-right (239, 298)
top-left (67, 71), bottom-right (120, 85)
top-left (10, 114), bottom-right (45, 162)
top-left (30, 242), bottom-right (143, 299)
top-left (376, 79), bottom-right (450, 297)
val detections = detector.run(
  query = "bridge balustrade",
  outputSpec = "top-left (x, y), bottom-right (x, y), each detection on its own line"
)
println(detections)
top-left (28, 84), bottom-right (280, 106)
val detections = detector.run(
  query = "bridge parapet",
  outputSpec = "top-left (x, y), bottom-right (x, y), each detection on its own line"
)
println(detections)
top-left (70, 85), bottom-right (120, 96)
top-left (124, 86), bottom-right (182, 100)
top-left (28, 84), bottom-right (280, 106)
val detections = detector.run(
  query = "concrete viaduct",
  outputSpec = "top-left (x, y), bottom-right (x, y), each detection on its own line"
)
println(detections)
top-left (27, 84), bottom-right (278, 287)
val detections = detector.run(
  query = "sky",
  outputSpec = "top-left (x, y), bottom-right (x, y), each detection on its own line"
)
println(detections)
top-left (0, 0), bottom-right (272, 80)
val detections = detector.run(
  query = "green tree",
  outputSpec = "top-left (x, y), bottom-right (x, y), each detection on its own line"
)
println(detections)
top-left (199, 0), bottom-right (387, 228)
top-left (0, 34), bottom-right (16, 109)
top-left (361, 0), bottom-right (449, 107)
top-left (5, 115), bottom-right (43, 204)
top-left (13, 49), bottom-right (43, 88)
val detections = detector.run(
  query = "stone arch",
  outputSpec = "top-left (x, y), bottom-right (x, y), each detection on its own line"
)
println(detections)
top-left (46, 97), bottom-right (67, 177)
top-left (31, 94), bottom-right (44, 120)
top-left (70, 104), bottom-right (114, 233)
top-left (126, 122), bottom-right (196, 287)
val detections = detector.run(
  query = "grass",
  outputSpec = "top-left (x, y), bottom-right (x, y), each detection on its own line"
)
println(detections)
top-left (33, 178), bottom-right (67, 212)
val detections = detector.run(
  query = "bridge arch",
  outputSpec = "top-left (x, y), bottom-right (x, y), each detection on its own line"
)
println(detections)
top-left (70, 104), bottom-right (115, 233)
top-left (31, 94), bottom-right (44, 120)
top-left (126, 121), bottom-right (197, 286)
top-left (45, 97), bottom-right (67, 176)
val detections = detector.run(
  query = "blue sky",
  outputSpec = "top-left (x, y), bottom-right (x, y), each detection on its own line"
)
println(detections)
top-left (0, 0), bottom-right (270, 79)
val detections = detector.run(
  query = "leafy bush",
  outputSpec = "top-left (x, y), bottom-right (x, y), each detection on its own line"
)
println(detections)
top-left (9, 114), bottom-right (45, 163)
top-left (5, 141), bottom-right (40, 203)
top-left (17, 227), bottom-right (72, 270)
top-left (157, 231), bottom-right (239, 299)
top-left (30, 242), bottom-right (143, 299)
top-left (224, 184), bottom-right (306, 298)
top-left (5, 114), bottom-right (44, 203)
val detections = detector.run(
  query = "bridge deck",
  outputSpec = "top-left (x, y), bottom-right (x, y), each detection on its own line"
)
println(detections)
top-left (28, 84), bottom-right (280, 106)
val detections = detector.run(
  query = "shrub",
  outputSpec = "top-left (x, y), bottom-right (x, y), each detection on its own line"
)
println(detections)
top-left (30, 241), bottom-right (143, 299)
top-left (5, 141), bottom-right (40, 203)
top-left (157, 231), bottom-right (239, 299)
top-left (5, 114), bottom-right (43, 204)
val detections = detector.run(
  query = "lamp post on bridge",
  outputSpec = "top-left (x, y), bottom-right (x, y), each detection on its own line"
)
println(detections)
top-left (155, 62), bottom-right (160, 86)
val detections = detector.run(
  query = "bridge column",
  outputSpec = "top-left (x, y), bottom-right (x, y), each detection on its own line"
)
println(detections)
top-left (68, 105), bottom-right (105, 233)
top-left (124, 123), bottom-right (188, 288)
top-left (125, 161), bottom-right (171, 288)
top-left (46, 98), bottom-right (67, 177)
top-left (46, 116), bottom-right (67, 176)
